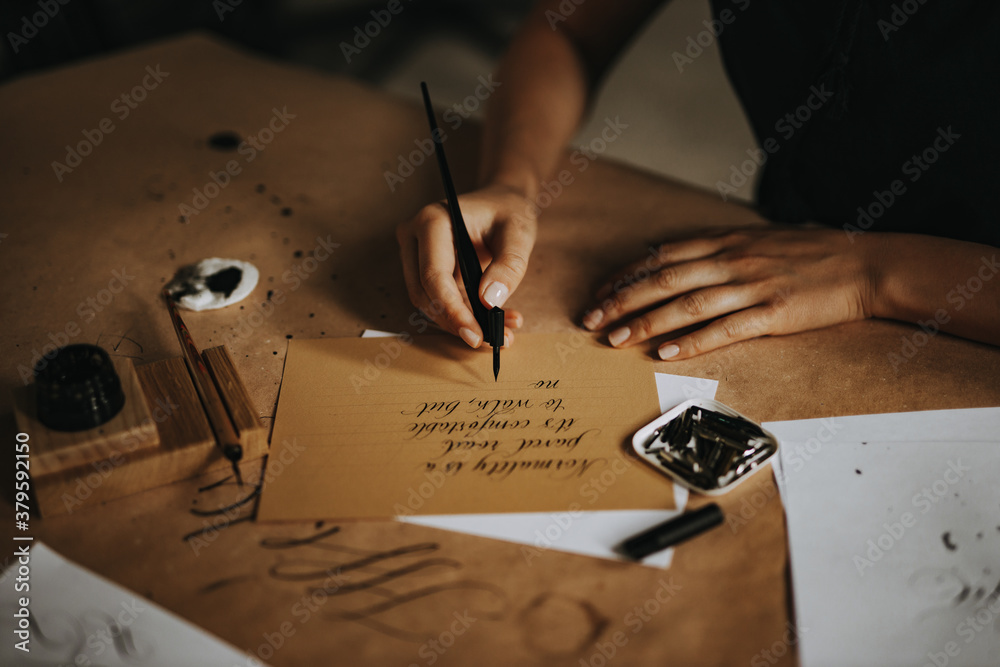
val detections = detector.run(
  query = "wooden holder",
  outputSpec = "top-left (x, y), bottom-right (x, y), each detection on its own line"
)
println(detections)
top-left (13, 346), bottom-right (268, 517)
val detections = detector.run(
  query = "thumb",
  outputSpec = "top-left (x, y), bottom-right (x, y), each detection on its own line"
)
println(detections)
top-left (479, 218), bottom-right (535, 309)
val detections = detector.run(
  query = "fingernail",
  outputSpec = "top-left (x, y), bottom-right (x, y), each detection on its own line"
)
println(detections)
top-left (483, 282), bottom-right (509, 308)
top-left (658, 344), bottom-right (680, 360)
top-left (583, 310), bottom-right (604, 330)
top-left (608, 327), bottom-right (630, 347)
top-left (459, 327), bottom-right (481, 348)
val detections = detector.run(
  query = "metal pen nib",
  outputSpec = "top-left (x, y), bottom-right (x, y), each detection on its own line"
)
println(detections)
top-left (223, 443), bottom-right (244, 487)
top-left (488, 306), bottom-right (503, 381)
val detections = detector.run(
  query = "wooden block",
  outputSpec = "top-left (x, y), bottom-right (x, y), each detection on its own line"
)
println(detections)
top-left (18, 351), bottom-right (269, 516)
top-left (12, 358), bottom-right (159, 478)
top-left (202, 345), bottom-right (267, 460)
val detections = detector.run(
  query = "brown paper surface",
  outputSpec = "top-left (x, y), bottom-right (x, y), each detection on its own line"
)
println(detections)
top-left (259, 333), bottom-right (673, 520)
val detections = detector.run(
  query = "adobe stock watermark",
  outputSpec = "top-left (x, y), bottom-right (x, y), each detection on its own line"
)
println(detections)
top-left (235, 566), bottom-right (350, 666)
top-left (844, 126), bottom-right (960, 242)
top-left (877, 0), bottom-right (927, 41)
top-left (729, 418), bottom-right (843, 534)
top-left (716, 83), bottom-right (833, 201)
top-left (921, 588), bottom-right (1000, 667)
top-left (230, 235), bottom-right (340, 342)
top-left (188, 438), bottom-right (306, 557)
top-left (51, 65), bottom-right (169, 182)
top-left (407, 610), bottom-right (477, 667)
top-left (852, 459), bottom-right (971, 576)
top-left (544, 0), bottom-right (586, 29)
top-left (525, 116), bottom-right (628, 217)
top-left (62, 396), bottom-right (179, 514)
top-left (178, 106), bottom-right (295, 219)
top-left (17, 267), bottom-right (136, 384)
top-left (750, 622), bottom-right (808, 667)
top-left (887, 254), bottom-right (998, 370)
top-left (671, 0), bottom-right (751, 73)
top-left (384, 75), bottom-right (501, 192)
top-left (578, 578), bottom-right (683, 666)
top-left (6, 0), bottom-right (72, 54)
top-left (520, 452), bottom-right (635, 565)
top-left (340, 0), bottom-right (415, 63)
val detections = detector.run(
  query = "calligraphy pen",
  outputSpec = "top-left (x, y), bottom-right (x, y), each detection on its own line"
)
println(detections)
top-left (162, 289), bottom-right (244, 486)
top-left (420, 81), bottom-right (504, 381)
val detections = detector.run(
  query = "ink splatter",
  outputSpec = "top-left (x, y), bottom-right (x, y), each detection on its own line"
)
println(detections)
top-left (309, 313), bottom-right (314, 318)
top-left (205, 267), bottom-right (243, 298)
top-left (293, 250), bottom-right (303, 258)
top-left (273, 351), bottom-right (278, 355)
top-left (281, 207), bottom-right (293, 216)
top-left (266, 290), bottom-right (274, 300)
top-left (208, 131), bottom-right (241, 151)
top-left (942, 532), bottom-right (957, 551)
top-left (855, 469), bottom-right (862, 475)
top-left (285, 334), bottom-right (293, 339)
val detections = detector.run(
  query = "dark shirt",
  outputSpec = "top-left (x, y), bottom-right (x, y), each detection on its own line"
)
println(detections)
top-left (709, 0), bottom-right (999, 247)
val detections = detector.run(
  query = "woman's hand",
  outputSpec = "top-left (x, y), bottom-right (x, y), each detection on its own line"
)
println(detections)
top-left (397, 184), bottom-right (537, 347)
top-left (583, 227), bottom-right (881, 359)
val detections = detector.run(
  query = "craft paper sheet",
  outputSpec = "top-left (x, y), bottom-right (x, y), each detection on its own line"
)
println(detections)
top-left (259, 334), bottom-right (675, 521)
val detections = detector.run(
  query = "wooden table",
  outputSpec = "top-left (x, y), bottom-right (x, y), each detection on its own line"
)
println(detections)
top-left (2, 34), bottom-right (998, 666)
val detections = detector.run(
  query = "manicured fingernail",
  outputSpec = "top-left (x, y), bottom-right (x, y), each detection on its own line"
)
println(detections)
top-left (658, 344), bottom-right (680, 360)
top-left (583, 309), bottom-right (604, 330)
top-left (483, 282), bottom-right (509, 308)
top-left (608, 327), bottom-right (630, 347)
top-left (459, 327), bottom-right (481, 348)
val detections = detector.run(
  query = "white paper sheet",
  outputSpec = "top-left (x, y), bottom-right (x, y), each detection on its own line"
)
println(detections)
top-left (765, 408), bottom-right (1000, 667)
top-left (0, 542), bottom-right (262, 666)
top-left (362, 330), bottom-right (716, 568)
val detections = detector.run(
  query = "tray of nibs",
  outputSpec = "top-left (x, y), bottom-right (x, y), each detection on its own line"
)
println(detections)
top-left (632, 398), bottom-right (779, 495)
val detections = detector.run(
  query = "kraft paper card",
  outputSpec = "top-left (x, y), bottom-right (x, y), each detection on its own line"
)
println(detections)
top-left (258, 333), bottom-right (673, 520)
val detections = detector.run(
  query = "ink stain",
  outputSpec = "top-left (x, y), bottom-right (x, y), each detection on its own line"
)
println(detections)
top-left (855, 469), bottom-right (862, 475)
top-left (199, 574), bottom-right (258, 594)
top-left (206, 267), bottom-right (243, 298)
top-left (293, 250), bottom-right (303, 258)
top-left (285, 334), bottom-right (293, 339)
top-left (179, 215), bottom-right (188, 223)
top-left (168, 249), bottom-right (176, 260)
top-left (309, 313), bottom-right (315, 318)
top-left (273, 351), bottom-right (278, 355)
top-left (281, 207), bottom-right (293, 217)
top-left (256, 184), bottom-right (266, 193)
top-left (266, 290), bottom-right (274, 300)
top-left (208, 131), bottom-right (241, 151)
top-left (977, 532), bottom-right (983, 540)
top-left (519, 593), bottom-right (609, 657)
top-left (942, 532), bottom-right (957, 551)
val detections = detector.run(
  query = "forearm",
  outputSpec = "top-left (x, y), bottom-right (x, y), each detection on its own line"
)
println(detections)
top-left (481, 0), bottom-right (668, 200)
top-left (480, 13), bottom-right (590, 200)
top-left (867, 233), bottom-right (1000, 346)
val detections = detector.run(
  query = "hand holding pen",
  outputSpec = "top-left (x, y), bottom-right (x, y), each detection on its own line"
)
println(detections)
top-left (396, 91), bottom-right (530, 358)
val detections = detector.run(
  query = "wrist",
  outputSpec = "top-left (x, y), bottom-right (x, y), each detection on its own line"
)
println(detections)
top-left (484, 167), bottom-right (540, 203)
